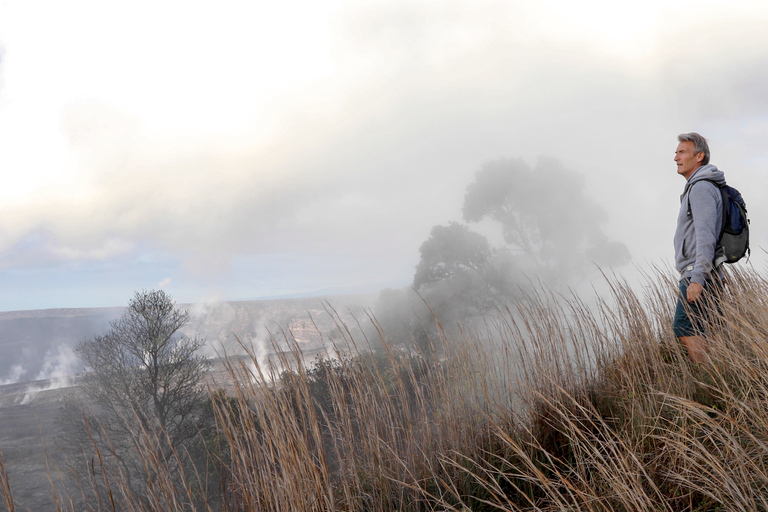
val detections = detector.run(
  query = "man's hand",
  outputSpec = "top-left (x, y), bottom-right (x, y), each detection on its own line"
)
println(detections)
top-left (687, 281), bottom-right (704, 302)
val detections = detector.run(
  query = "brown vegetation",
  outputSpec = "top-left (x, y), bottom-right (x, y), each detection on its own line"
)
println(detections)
top-left (3, 266), bottom-right (768, 511)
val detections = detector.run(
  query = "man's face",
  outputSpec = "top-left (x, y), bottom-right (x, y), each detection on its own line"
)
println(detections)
top-left (674, 141), bottom-right (704, 180)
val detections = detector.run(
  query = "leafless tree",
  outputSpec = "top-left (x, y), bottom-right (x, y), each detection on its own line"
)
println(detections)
top-left (58, 289), bottom-right (212, 504)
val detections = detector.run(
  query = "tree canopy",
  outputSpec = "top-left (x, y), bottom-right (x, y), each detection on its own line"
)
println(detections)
top-left (413, 222), bottom-right (491, 290)
top-left (74, 289), bottom-right (210, 445)
top-left (462, 157), bottom-right (630, 286)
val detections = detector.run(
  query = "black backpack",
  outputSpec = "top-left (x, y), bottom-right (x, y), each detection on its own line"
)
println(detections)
top-left (687, 179), bottom-right (750, 266)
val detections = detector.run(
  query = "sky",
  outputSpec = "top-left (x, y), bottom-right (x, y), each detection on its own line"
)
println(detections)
top-left (0, 0), bottom-right (767, 311)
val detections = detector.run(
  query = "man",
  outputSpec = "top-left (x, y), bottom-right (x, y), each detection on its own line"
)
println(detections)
top-left (673, 132), bottom-right (724, 363)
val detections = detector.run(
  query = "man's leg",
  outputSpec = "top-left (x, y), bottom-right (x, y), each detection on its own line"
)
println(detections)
top-left (673, 278), bottom-right (710, 364)
top-left (679, 335), bottom-right (709, 364)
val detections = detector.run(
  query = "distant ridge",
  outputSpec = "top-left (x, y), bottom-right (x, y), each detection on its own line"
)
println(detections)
top-left (0, 306), bottom-right (124, 318)
top-left (0, 293), bottom-right (377, 389)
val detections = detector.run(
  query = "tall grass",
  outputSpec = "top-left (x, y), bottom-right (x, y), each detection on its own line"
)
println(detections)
top-left (5, 266), bottom-right (768, 511)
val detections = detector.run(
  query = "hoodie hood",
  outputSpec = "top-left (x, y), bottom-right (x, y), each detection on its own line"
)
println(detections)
top-left (683, 164), bottom-right (726, 195)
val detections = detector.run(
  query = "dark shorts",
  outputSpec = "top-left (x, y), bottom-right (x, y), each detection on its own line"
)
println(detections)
top-left (673, 277), bottom-right (721, 338)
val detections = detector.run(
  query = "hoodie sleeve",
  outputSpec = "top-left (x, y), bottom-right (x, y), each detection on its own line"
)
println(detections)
top-left (688, 181), bottom-right (722, 285)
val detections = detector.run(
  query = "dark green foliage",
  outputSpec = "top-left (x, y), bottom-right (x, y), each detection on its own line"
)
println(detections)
top-left (413, 222), bottom-right (491, 290)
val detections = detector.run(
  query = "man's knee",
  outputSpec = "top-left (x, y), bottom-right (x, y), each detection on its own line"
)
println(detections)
top-left (679, 335), bottom-right (709, 364)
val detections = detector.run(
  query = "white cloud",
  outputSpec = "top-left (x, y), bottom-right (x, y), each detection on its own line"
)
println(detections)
top-left (1, 0), bottom-right (768, 308)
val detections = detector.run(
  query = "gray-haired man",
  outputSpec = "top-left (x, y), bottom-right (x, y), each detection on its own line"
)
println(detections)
top-left (673, 132), bottom-right (725, 363)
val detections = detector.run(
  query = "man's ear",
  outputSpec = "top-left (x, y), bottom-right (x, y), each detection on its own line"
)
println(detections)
top-left (696, 152), bottom-right (705, 163)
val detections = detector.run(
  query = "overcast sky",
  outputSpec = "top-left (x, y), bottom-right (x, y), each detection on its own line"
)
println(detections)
top-left (0, 0), bottom-right (766, 311)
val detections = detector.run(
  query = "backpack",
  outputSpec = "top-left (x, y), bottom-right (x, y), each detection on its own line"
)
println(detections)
top-left (687, 179), bottom-right (750, 266)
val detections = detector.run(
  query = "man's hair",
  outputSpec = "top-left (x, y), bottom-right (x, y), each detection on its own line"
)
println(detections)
top-left (678, 132), bottom-right (710, 165)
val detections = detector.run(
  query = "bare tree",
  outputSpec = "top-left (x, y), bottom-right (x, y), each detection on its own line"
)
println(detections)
top-left (58, 289), bottom-right (212, 504)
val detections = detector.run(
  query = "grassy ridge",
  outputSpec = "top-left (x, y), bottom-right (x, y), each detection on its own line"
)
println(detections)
top-left (3, 266), bottom-right (768, 511)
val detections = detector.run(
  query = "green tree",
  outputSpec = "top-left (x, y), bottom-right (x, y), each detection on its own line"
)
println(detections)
top-left (413, 222), bottom-right (491, 289)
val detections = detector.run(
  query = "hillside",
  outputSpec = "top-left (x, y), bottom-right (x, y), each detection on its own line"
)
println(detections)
top-left (11, 270), bottom-right (768, 511)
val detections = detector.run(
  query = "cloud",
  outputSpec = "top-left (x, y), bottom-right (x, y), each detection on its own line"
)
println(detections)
top-left (2, 0), bottom-right (768, 308)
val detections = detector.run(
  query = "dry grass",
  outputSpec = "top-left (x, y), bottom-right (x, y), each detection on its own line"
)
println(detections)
top-left (5, 266), bottom-right (768, 511)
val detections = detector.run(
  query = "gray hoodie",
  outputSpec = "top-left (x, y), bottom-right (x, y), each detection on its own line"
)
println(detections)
top-left (674, 164), bottom-right (725, 285)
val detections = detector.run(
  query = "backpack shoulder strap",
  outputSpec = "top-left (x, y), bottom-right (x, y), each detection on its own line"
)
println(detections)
top-left (685, 179), bottom-right (727, 239)
top-left (685, 179), bottom-right (723, 211)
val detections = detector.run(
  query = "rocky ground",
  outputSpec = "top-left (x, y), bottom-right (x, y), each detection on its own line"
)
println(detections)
top-left (0, 380), bottom-right (67, 512)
